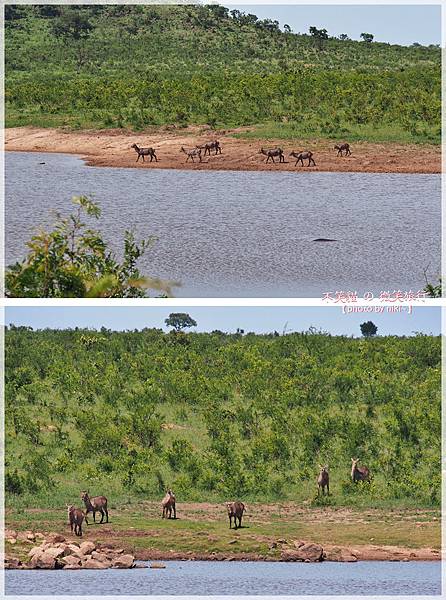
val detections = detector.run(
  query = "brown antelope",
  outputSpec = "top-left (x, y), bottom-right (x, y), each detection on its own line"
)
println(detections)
top-left (198, 140), bottom-right (222, 156)
top-left (161, 489), bottom-right (176, 519)
top-left (317, 465), bottom-right (329, 496)
top-left (131, 144), bottom-right (158, 163)
top-left (351, 458), bottom-right (371, 483)
top-left (334, 143), bottom-right (351, 157)
top-left (226, 501), bottom-right (245, 530)
top-left (67, 505), bottom-right (85, 537)
top-left (289, 150), bottom-right (316, 167)
top-left (260, 147), bottom-right (285, 164)
top-left (181, 146), bottom-right (202, 163)
top-left (80, 491), bottom-right (109, 524)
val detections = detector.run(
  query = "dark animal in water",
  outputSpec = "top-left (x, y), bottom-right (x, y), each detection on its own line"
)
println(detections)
top-left (131, 144), bottom-right (158, 162)
top-left (334, 143), bottom-right (351, 157)
top-left (226, 501), bottom-right (245, 530)
top-left (289, 150), bottom-right (316, 167)
top-left (260, 147), bottom-right (285, 163)
top-left (351, 458), bottom-right (371, 483)
top-left (161, 489), bottom-right (176, 519)
top-left (317, 465), bottom-right (330, 496)
top-left (67, 505), bottom-right (84, 537)
top-left (80, 491), bottom-right (109, 524)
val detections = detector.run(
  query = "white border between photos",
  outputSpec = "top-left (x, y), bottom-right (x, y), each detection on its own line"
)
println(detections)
top-left (1, 0), bottom-right (445, 599)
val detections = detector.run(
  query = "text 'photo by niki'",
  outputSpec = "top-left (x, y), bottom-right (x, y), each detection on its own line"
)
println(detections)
top-left (1, 1), bottom-right (444, 600)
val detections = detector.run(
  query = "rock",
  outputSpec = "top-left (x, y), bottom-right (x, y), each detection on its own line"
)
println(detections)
top-left (79, 541), bottom-right (96, 555)
top-left (47, 534), bottom-right (66, 544)
top-left (17, 531), bottom-right (35, 543)
top-left (112, 554), bottom-right (135, 569)
top-left (30, 551), bottom-right (57, 569)
top-left (27, 532), bottom-right (36, 542)
top-left (5, 529), bottom-right (17, 539)
top-left (91, 551), bottom-right (110, 562)
top-left (82, 558), bottom-right (108, 569)
top-left (5, 558), bottom-right (22, 569)
top-left (324, 547), bottom-right (358, 562)
top-left (35, 533), bottom-right (45, 540)
top-left (228, 539), bottom-right (238, 545)
top-left (293, 540), bottom-right (305, 549)
top-left (28, 546), bottom-right (43, 558)
top-left (150, 562), bottom-right (166, 569)
top-left (63, 564), bottom-right (81, 570)
top-left (281, 543), bottom-right (324, 563)
top-left (7, 538), bottom-right (17, 544)
top-left (44, 547), bottom-right (66, 560)
top-left (59, 555), bottom-right (82, 567)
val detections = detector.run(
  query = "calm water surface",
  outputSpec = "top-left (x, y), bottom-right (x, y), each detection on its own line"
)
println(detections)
top-left (5, 560), bottom-right (441, 595)
top-left (6, 152), bottom-right (440, 297)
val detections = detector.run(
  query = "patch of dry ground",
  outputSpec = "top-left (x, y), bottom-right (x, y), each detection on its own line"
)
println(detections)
top-left (5, 126), bottom-right (440, 174)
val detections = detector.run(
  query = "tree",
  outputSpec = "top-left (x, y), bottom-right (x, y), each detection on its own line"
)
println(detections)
top-left (52, 8), bottom-right (94, 41)
top-left (284, 24), bottom-right (292, 34)
top-left (360, 32), bottom-right (374, 43)
top-left (309, 26), bottom-right (329, 50)
top-left (338, 34), bottom-right (350, 41)
top-left (5, 196), bottom-right (176, 298)
top-left (165, 313), bottom-right (197, 333)
top-left (360, 321), bottom-right (378, 337)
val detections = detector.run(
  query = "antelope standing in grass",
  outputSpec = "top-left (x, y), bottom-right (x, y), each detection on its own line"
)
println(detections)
top-left (181, 146), bottom-right (202, 163)
top-left (334, 143), bottom-right (351, 157)
top-left (198, 140), bottom-right (222, 156)
top-left (161, 489), bottom-right (176, 519)
top-left (351, 458), bottom-right (371, 483)
top-left (67, 505), bottom-right (85, 537)
top-left (260, 147), bottom-right (285, 163)
top-left (226, 501), bottom-right (245, 530)
top-left (131, 144), bottom-right (158, 163)
top-left (317, 465), bottom-right (330, 496)
top-left (289, 150), bottom-right (316, 167)
top-left (80, 491), bottom-right (109, 524)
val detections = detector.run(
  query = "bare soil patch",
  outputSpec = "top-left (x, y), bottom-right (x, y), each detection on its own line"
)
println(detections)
top-left (5, 126), bottom-right (440, 174)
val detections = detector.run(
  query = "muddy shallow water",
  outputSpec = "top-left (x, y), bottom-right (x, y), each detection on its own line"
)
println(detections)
top-left (5, 152), bottom-right (440, 297)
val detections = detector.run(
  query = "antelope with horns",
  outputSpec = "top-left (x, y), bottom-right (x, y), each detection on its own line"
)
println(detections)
top-left (317, 465), bottom-right (329, 496)
top-left (289, 150), bottom-right (316, 167)
top-left (334, 143), bottom-right (351, 157)
top-left (351, 458), bottom-right (371, 483)
top-left (80, 491), bottom-right (109, 524)
top-left (260, 147), bottom-right (285, 164)
top-left (131, 144), bottom-right (158, 163)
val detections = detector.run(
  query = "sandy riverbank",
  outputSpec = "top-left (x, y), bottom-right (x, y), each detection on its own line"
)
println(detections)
top-left (5, 126), bottom-right (440, 174)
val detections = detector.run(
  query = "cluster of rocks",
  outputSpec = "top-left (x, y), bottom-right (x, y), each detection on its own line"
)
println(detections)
top-left (272, 540), bottom-right (358, 563)
top-left (5, 531), bottom-right (140, 570)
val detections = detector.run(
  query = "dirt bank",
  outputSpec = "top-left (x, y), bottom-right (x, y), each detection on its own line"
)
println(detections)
top-left (5, 126), bottom-right (440, 174)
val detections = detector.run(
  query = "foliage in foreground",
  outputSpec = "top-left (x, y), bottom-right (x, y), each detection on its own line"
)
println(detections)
top-left (5, 326), bottom-right (440, 508)
top-left (5, 5), bottom-right (441, 143)
top-left (5, 196), bottom-right (176, 298)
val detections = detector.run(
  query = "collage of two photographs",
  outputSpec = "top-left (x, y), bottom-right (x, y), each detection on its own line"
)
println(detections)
top-left (3, 1), bottom-right (442, 597)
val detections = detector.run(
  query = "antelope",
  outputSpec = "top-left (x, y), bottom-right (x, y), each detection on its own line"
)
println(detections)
top-left (351, 458), bottom-right (371, 483)
top-left (67, 505), bottom-right (84, 537)
top-left (260, 147), bottom-right (285, 163)
top-left (289, 150), bottom-right (316, 167)
top-left (131, 144), bottom-right (158, 163)
top-left (181, 146), bottom-right (202, 163)
top-left (198, 140), bottom-right (222, 156)
top-left (317, 465), bottom-right (329, 496)
top-left (161, 489), bottom-right (176, 519)
top-left (80, 491), bottom-right (109, 524)
top-left (226, 501), bottom-right (245, 530)
top-left (334, 143), bottom-right (351, 157)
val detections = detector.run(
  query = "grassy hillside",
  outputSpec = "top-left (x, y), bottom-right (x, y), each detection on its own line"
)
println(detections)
top-left (5, 326), bottom-right (440, 510)
top-left (5, 4), bottom-right (440, 143)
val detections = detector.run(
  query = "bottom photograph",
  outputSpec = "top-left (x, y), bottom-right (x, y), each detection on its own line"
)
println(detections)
top-left (4, 305), bottom-right (441, 596)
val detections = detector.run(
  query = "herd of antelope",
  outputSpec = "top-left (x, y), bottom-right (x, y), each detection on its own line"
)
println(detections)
top-left (65, 458), bottom-right (369, 537)
top-left (130, 140), bottom-right (352, 166)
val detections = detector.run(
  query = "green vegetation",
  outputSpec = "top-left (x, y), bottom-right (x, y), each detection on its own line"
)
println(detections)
top-left (5, 326), bottom-right (440, 511)
top-left (5, 5), bottom-right (440, 143)
top-left (5, 196), bottom-right (176, 298)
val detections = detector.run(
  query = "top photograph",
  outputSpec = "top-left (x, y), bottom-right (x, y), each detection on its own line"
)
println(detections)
top-left (4, 3), bottom-right (441, 298)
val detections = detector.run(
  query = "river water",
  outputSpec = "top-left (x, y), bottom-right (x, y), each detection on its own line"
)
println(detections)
top-left (5, 560), bottom-right (441, 595)
top-left (5, 152), bottom-right (440, 297)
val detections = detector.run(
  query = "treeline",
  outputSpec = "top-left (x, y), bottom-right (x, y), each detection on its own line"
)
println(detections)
top-left (5, 326), bottom-right (441, 508)
top-left (5, 5), bottom-right (440, 142)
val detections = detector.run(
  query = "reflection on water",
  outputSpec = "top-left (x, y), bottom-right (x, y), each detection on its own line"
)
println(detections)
top-left (6, 152), bottom-right (440, 297)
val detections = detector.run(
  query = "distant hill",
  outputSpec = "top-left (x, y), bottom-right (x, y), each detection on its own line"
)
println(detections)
top-left (5, 326), bottom-right (440, 508)
top-left (5, 5), bottom-right (441, 142)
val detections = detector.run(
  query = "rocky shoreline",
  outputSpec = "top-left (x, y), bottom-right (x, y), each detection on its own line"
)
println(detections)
top-left (5, 528), bottom-right (440, 569)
